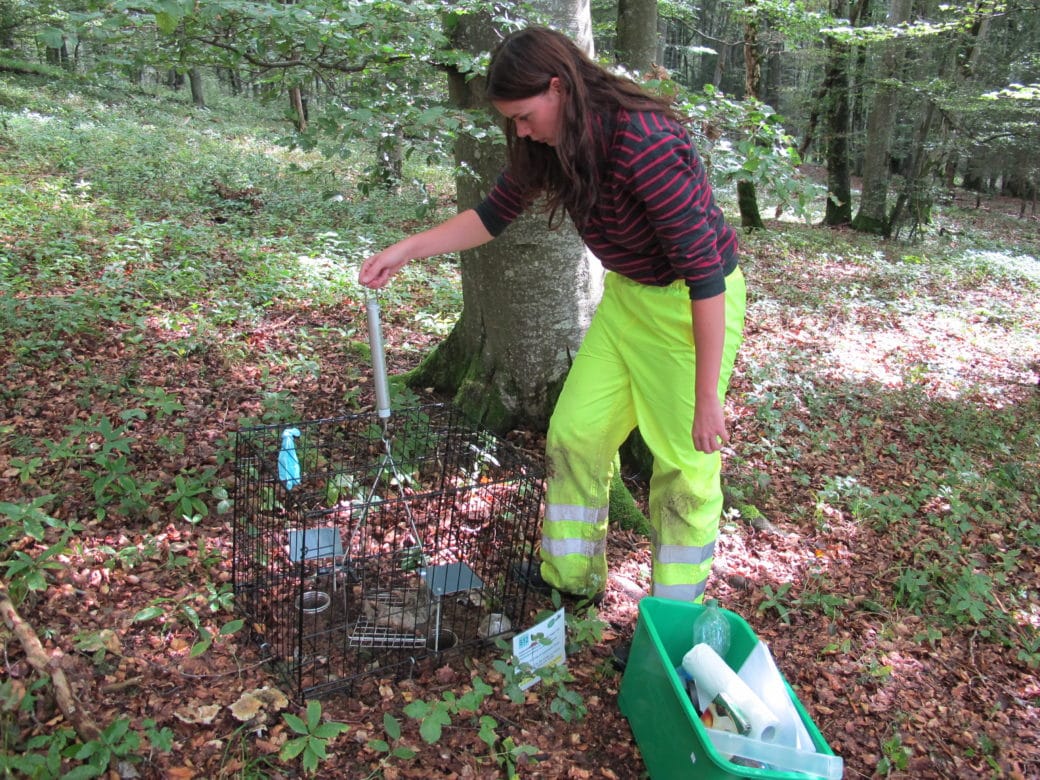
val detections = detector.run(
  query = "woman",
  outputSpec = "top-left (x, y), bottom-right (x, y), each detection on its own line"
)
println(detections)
top-left (360, 26), bottom-right (745, 610)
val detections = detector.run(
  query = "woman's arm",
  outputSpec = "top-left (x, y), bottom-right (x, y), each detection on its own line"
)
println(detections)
top-left (359, 209), bottom-right (494, 288)
top-left (691, 293), bottom-right (727, 454)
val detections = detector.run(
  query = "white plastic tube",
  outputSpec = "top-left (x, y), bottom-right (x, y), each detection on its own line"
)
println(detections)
top-left (682, 643), bottom-right (781, 741)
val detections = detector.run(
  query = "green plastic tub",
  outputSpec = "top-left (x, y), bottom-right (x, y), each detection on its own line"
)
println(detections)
top-left (618, 597), bottom-right (842, 779)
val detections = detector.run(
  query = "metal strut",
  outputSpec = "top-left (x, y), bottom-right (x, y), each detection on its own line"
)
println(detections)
top-left (347, 298), bottom-right (427, 564)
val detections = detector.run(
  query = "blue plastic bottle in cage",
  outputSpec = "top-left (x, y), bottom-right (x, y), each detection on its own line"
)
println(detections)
top-left (278, 428), bottom-right (302, 490)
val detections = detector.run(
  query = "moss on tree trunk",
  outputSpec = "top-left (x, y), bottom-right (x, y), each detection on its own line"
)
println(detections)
top-left (407, 314), bottom-right (564, 433)
top-left (737, 180), bottom-right (766, 229)
top-left (851, 213), bottom-right (887, 235)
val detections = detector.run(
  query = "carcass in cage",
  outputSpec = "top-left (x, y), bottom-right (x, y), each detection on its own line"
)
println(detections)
top-left (232, 300), bottom-right (544, 698)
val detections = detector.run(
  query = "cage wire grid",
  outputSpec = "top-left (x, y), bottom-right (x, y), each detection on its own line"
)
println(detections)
top-left (233, 402), bottom-right (545, 699)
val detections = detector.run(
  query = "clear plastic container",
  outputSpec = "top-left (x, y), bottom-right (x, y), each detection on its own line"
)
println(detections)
top-left (705, 728), bottom-right (844, 780)
top-left (693, 598), bottom-right (732, 657)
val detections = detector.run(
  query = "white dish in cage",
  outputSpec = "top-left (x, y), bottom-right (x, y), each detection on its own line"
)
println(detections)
top-left (298, 590), bottom-right (331, 614)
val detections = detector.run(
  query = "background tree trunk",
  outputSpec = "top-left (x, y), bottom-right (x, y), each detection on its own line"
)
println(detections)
top-left (738, 180), bottom-right (765, 228)
top-left (615, 0), bottom-right (658, 72)
top-left (743, 0), bottom-right (761, 97)
top-left (375, 124), bottom-right (405, 192)
top-left (189, 67), bottom-right (205, 108)
top-left (888, 6), bottom-right (991, 239)
top-left (852, 0), bottom-right (911, 235)
top-left (821, 3), bottom-right (854, 226)
top-left (289, 84), bottom-right (306, 132)
top-left (412, 0), bottom-right (601, 432)
top-left (738, 0), bottom-right (766, 229)
top-left (888, 100), bottom-right (937, 239)
top-left (45, 41), bottom-right (70, 70)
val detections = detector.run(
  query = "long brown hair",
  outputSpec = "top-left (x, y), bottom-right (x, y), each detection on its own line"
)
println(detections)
top-left (485, 26), bottom-right (681, 230)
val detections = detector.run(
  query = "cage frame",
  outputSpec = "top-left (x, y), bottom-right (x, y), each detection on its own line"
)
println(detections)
top-left (233, 403), bottom-right (544, 699)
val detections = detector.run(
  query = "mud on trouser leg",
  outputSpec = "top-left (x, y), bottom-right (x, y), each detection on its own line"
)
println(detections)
top-left (647, 453), bottom-right (723, 603)
top-left (539, 421), bottom-right (617, 597)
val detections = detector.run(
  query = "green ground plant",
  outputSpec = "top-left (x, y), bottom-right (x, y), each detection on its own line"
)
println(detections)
top-left (279, 701), bottom-right (350, 777)
top-left (0, 497), bottom-right (79, 606)
top-left (397, 609), bottom-right (603, 775)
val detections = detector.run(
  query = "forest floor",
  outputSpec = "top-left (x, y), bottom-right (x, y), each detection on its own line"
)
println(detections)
top-left (7, 213), bottom-right (1040, 780)
top-left (2, 84), bottom-right (1039, 778)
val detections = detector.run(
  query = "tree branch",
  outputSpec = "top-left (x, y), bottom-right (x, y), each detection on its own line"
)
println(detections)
top-left (192, 35), bottom-right (408, 74)
top-left (0, 584), bottom-right (102, 743)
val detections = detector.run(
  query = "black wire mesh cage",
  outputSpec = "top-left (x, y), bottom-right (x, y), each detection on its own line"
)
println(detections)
top-left (232, 404), bottom-right (544, 699)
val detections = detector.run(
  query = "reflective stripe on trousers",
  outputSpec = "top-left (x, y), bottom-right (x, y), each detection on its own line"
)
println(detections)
top-left (540, 268), bottom-right (746, 601)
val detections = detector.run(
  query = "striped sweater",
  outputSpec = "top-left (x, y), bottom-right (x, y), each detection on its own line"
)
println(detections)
top-left (474, 108), bottom-right (739, 300)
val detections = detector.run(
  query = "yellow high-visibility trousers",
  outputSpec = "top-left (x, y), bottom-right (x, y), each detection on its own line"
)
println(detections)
top-left (540, 267), bottom-right (746, 601)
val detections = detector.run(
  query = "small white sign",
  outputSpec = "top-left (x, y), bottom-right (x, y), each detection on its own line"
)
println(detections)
top-left (512, 607), bottom-right (567, 690)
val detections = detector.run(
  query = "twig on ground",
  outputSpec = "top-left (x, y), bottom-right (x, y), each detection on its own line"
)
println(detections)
top-left (0, 584), bottom-right (102, 742)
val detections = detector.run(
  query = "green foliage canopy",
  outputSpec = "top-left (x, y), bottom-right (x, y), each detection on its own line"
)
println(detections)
top-left (35, 0), bottom-right (509, 163)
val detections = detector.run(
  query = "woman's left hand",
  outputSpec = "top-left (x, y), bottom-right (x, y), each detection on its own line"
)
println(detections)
top-left (692, 396), bottom-right (728, 454)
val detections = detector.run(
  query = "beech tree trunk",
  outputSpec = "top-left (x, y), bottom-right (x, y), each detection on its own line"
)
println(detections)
top-left (413, 0), bottom-right (601, 432)
top-left (189, 67), bottom-right (205, 108)
top-left (738, 0), bottom-right (766, 230)
top-left (852, 0), bottom-right (911, 236)
top-left (615, 0), bottom-right (659, 72)
top-left (821, 12), bottom-right (853, 226)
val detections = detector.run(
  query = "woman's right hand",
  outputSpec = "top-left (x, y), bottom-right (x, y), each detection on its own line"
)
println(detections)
top-left (359, 244), bottom-right (409, 289)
